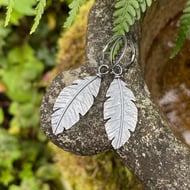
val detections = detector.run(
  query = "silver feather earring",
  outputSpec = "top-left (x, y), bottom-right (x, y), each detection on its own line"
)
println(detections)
top-left (104, 36), bottom-right (138, 149)
top-left (51, 37), bottom-right (121, 135)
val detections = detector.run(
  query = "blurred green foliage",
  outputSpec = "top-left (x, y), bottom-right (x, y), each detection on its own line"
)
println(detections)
top-left (0, 108), bottom-right (4, 124)
top-left (1, 44), bottom-right (44, 128)
top-left (0, 128), bottom-right (62, 190)
top-left (0, 0), bottom-right (36, 26)
top-left (0, 0), bottom-right (70, 189)
top-left (0, 0), bottom-right (143, 189)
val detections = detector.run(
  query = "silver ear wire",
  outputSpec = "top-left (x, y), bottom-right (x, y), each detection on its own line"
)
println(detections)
top-left (125, 39), bottom-right (136, 71)
top-left (100, 35), bottom-right (136, 76)
top-left (110, 35), bottom-right (127, 67)
top-left (109, 36), bottom-right (136, 73)
top-left (101, 35), bottom-right (123, 65)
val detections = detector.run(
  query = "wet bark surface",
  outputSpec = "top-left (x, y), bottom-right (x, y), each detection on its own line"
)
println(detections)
top-left (40, 0), bottom-right (190, 189)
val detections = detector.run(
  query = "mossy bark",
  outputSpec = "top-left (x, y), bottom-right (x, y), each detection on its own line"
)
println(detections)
top-left (50, 143), bottom-right (142, 190)
top-left (56, 1), bottom-right (94, 72)
top-left (41, 0), bottom-right (190, 189)
top-left (44, 1), bottom-right (142, 189)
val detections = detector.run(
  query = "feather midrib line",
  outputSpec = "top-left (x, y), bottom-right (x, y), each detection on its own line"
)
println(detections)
top-left (117, 78), bottom-right (124, 148)
top-left (54, 76), bottom-right (99, 133)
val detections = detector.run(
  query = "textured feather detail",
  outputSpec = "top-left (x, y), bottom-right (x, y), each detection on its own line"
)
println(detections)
top-left (104, 78), bottom-right (138, 149)
top-left (51, 76), bottom-right (101, 135)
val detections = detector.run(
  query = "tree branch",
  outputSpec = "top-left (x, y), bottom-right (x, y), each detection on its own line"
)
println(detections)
top-left (40, 0), bottom-right (190, 189)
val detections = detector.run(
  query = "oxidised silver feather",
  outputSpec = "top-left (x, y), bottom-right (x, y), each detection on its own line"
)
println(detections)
top-left (51, 76), bottom-right (101, 135)
top-left (104, 78), bottom-right (138, 149)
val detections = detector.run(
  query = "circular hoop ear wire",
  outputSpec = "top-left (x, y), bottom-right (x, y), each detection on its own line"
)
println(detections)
top-left (101, 35), bottom-right (123, 64)
top-left (125, 40), bottom-right (136, 70)
top-left (110, 35), bottom-right (127, 67)
top-left (101, 35), bottom-right (136, 72)
top-left (110, 36), bottom-right (136, 71)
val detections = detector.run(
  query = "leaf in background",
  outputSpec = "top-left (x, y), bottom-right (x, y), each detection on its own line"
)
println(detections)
top-left (9, 178), bottom-right (49, 190)
top-left (0, 0), bottom-right (8, 6)
top-left (0, 108), bottom-right (4, 125)
top-left (52, 76), bottom-right (101, 135)
top-left (2, 67), bottom-right (34, 102)
top-left (0, 129), bottom-right (21, 169)
top-left (8, 125), bottom-right (20, 135)
top-left (30, 0), bottom-right (46, 34)
top-left (8, 10), bottom-right (23, 25)
top-left (170, 0), bottom-right (190, 58)
top-left (0, 21), bottom-right (10, 37)
top-left (104, 78), bottom-right (138, 149)
top-left (9, 100), bottom-right (41, 128)
top-left (64, 0), bottom-right (84, 28)
top-left (1, 45), bottom-right (44, 102)
top-left (37, 130), bottom-right (47, 142)
top-left (0, 169), bottom-right (15, 186)
top-left (19, 162), bottom-right (34, 180)
top-left (13, 0), bottom-right (36, 15)
top-left (20, 141), bottom-right (40, 162)
top-left (36, 46), bottom-right (56, 67)
top-left (36, 164), bottom-right (60, 180)
top-left (113, 0), bottom-right (153, 36)
top-left (4, 0), bottom-right (14, 26)
top-left (4, 0), bottom-right (36, 26)
top-left (0, 21), bottom-right (11, 53)
top-left (7, 44), bottom-right (38, 66)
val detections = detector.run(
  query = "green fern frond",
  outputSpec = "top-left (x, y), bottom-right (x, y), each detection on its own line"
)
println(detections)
top-left (170, 0), bottom-right (190, 58)
top-left (30, 0), bottom-right (46, 34)
top-left (64, 0), bottom-right (84, 28)
top-left (113, 0), bottom-right (153, 36)
top-left (4, 0), bottom-right (15, 27)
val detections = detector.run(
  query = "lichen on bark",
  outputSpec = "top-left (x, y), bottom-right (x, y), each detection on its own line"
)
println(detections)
top-left (40, 0), bottom-right (190, 189)
top-left (43, 1), bottom-right (142, 189)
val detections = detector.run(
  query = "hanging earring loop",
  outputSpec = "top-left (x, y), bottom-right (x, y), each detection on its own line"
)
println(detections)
top-left (110, 35), bottom-right (127, 67)
top-left (98, 36), bottom-right (123, 76)
top-left (97, 64), bottom-right (109, 76)
top-left (124, 39), bottom-right (136, 71)
top-left (101, 35), bottom-right (123, 65)
top-left (100, 35), bottom-right (136, 76)
top-left (109, 36), bottom-right (136, 74)
top-left (111, 64), bottom-right (123, 77)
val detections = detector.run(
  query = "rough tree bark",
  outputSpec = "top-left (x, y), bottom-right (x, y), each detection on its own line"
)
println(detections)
top-left (40, 0), bottom-right (190, 189)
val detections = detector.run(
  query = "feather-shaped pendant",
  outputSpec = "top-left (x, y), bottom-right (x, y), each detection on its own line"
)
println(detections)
top-left (104, 78), bottom-right (138, 149)
top-left (51, 76), bottom-right (101, 135)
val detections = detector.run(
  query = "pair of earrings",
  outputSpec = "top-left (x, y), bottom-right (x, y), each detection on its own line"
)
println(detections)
top-left (51, 36), bottom-right (138, 149)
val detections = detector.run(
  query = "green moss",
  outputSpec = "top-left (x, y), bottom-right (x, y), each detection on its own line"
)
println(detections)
top-left (50, 143), bottom-right (143, 190)
top-left (56, 0), bottom-right (94, 73)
